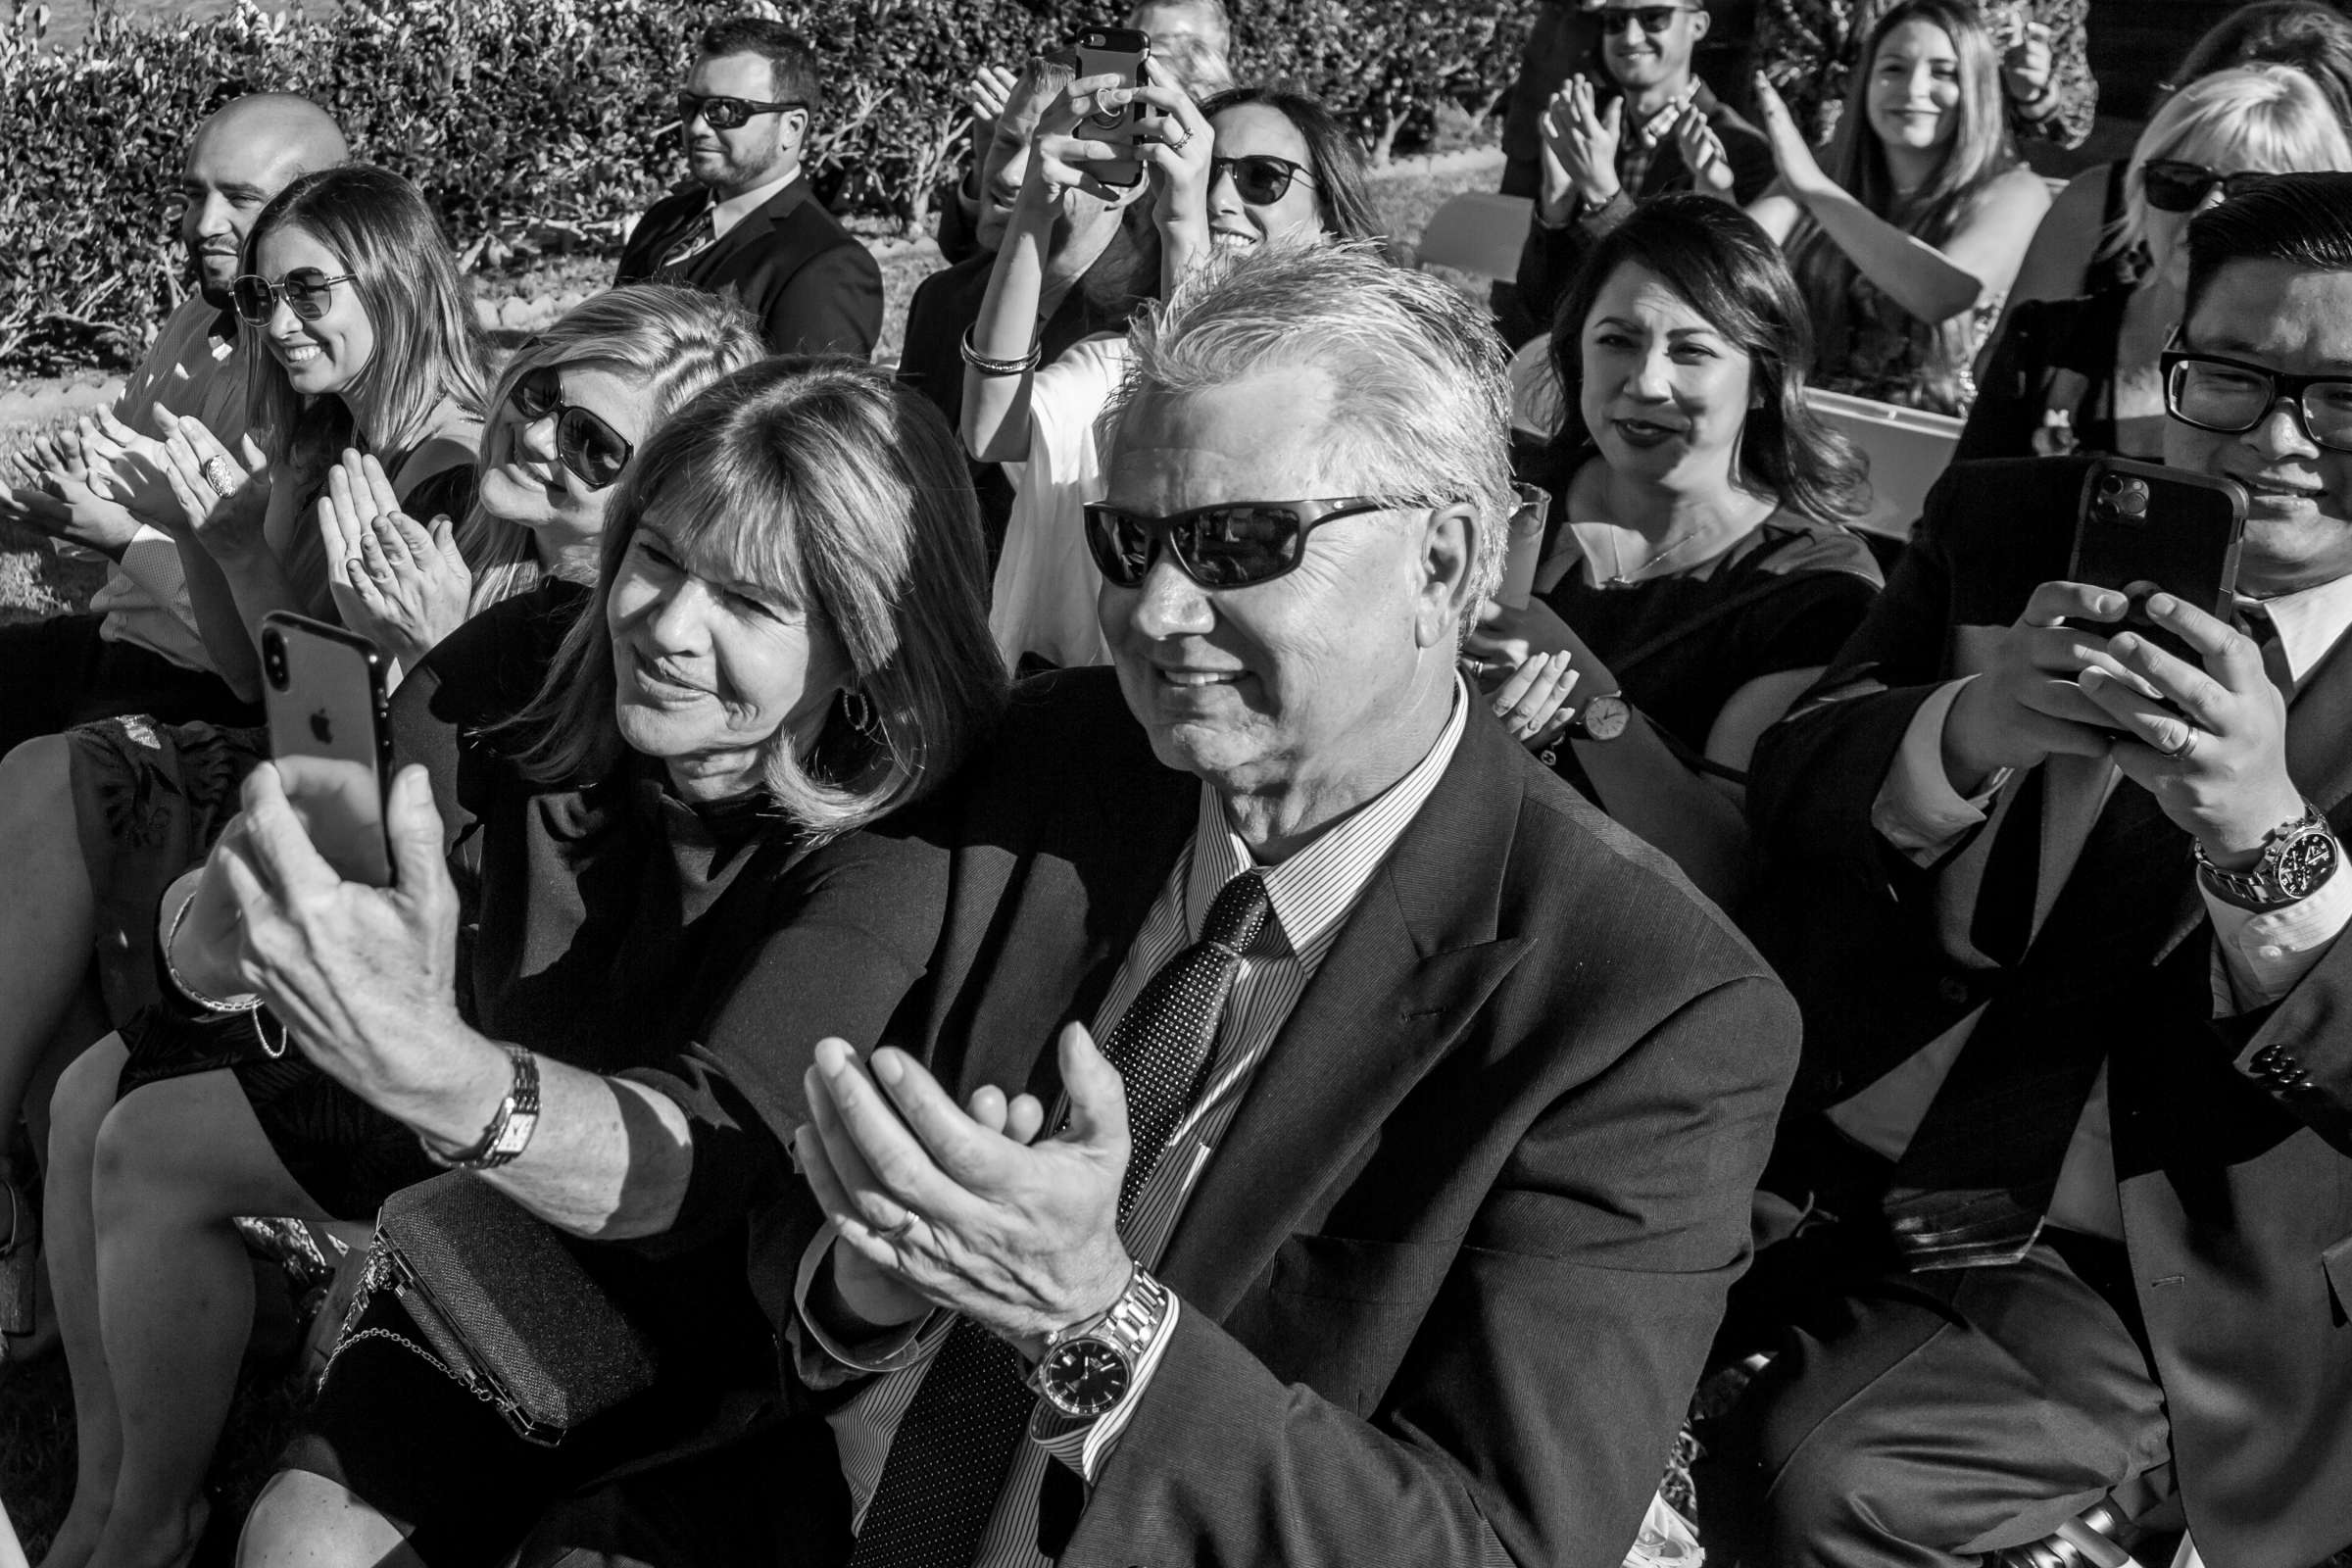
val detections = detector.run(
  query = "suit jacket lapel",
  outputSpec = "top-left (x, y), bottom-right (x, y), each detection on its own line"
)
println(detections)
top-left (2288, 624), bottom-right (2352, 815)
top-left (679, 176), bottom-right (809, 284)
top-left (1156, 714), bottom-right (1532, 1320)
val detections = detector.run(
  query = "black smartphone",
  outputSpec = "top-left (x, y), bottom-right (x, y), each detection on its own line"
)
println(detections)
top-left (260, 612), bottom-right (395, 887)
top-left (1073, 26), bottom-right (1152, 188)
top-left (2065, 456), bottom-right (2248, 665)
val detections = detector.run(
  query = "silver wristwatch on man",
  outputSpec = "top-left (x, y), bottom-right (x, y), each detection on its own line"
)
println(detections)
top-left (2194, 805), bottom-right (2342, 910)
top-left (1028, 1265), bottom-right (1171, 1419)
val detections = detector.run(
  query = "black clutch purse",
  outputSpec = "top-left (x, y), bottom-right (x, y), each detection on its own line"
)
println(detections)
top-left (328, 1172), bottom-right (657, 1446)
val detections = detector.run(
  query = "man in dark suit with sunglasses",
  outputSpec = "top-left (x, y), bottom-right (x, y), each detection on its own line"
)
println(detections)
top-left (1513, 0), bottom-right (1776, 327)
top-left (1719, 174), bottom-right (2352, 1568)
top-left (616, 18), bottom-right (881, 360)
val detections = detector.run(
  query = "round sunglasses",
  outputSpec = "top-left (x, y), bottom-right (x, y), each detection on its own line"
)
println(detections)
top-left (1083, 497), bottom-right (1412, 589)
top-left (2138, 159), bottom-right (2275, 214)
top-left (677, 91), bottom-right (807, 131)
top-left (231, 268), bottom-right (356, 325)
top-left (1209, 153), bottom-right (1317, 207)
top-left (510, 367), bottom-right (636, 490)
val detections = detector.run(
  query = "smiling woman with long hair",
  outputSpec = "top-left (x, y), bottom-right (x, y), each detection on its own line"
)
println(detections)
top-left (1746, 0), bottom-right (2052, 414)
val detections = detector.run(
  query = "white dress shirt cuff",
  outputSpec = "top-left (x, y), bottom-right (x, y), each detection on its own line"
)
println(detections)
top-left (1872, 677), bottom-right (2011, 863)
top-left (1027, 1293), bottom-right (1183, 1482)
top-left (2202, 865), bottom-right (2352, 1014)
top-left (788, 1223), bottom-right (954, 1389)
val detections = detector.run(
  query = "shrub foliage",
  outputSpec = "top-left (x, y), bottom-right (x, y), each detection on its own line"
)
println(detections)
top-left (2, 0), bottom-right (1527, 376)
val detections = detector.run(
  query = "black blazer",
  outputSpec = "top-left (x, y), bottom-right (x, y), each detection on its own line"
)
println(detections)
top-left (1746, 458), bottom-right (2352, 1568)
top-left (712, 669), bottom-right (1797, 1567)
top-left (616, 175), bottom-right (882, 360)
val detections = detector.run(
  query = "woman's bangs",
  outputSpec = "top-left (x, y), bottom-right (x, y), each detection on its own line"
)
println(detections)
top-left (644, 458), bottom-right (816, 617)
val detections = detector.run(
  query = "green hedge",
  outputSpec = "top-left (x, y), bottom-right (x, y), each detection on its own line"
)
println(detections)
top-left (1, 0), bottom-right (1526, 376)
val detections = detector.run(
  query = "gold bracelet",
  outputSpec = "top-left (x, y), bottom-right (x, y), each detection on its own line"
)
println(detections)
top-left (162, 888), bottom-right (263, 1015)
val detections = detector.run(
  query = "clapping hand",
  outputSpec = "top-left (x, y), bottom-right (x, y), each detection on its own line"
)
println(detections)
top-left (1673, 104), bottom-right (1738, 201)
top-left (318, 449), bottom-right (473, 668)
top-left (1, 424), bottom-right (143, 558)
top-left (1464, 597), bottom-right (1613, 753)
top-left (1751, 73), bottom-right (1836, 204)
top-left (2076, 592), bottom-right (2306, 865)
top-left (794, 1025), bottom-right (1134, 1353)
top-left (153, 411), bottom-right (271, 558)
top-left (966, 62), bottom-right (1021, 141)
top-left (2001, 21), bottom-right (2055, 108)
top-left (1537, 75), bottom-right (1624, 223)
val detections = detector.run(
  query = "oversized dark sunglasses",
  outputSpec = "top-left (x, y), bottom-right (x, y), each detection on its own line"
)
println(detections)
top-left (1083, 497), bottom-right (1409, 589)
top-left (231, 268), bottom-right (356, 324)
top-left (1209, 153), bottom-right (1316, 207)
top-left (1599, 6), bottom-right (1698, 34)
top-left (2138, 159), bottom-right (2275, 213)
top-left (510, 367), bottom-right (636, 489)
top-left (677, 91), bottom-right (806, 131)
top-left (2163, 347), bottom-right (2352, 453)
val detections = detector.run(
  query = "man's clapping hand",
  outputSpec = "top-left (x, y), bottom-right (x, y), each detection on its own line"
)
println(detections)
top-left (1537, 76), bottom-right (1624, 224)
top-left (794, 1025), bottom-right (1134, 1354)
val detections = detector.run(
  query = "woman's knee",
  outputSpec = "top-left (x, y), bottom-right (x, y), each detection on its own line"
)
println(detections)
top-left (0, 731), bottom-right (77, 832)
top-left (238, 1467), bottom-right (414, 1568)
top-left (48, 1032), bottom-right (126, 1179)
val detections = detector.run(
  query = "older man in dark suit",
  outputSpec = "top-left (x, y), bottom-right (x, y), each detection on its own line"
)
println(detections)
top-left (615, 18), bottom-right (881, 359)
top-left (1728, 174), bottom-right (2352, 1568)
top-left (767, 243), bottom-right (1798, 1568)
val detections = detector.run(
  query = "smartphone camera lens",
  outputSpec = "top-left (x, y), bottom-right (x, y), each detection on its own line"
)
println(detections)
top-left (262, 629), bottom-right (289, 692)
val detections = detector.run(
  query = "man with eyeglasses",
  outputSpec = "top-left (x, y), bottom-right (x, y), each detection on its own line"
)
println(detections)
top-left (615, 16), bottom-right (881, 359)
top-left (588, 243), bottom-right (1798, 1568)
top-left (1512, 0), bottom-right (1775, 327)
top-left (0, 94), bottom-right (345, 760)
top-left (1717, 173), bottom-right (2352, 1568)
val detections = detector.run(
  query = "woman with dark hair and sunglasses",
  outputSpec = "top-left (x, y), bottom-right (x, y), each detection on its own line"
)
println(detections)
top-left (1959, 66), bottom-right (2352, 462)
top-left (966, 70), bottom-right (1384, 671)
top-left (21, 286), bottom-right (765, 1568)
top-left (1747, 0), bottom-right (2051, 415)
top-left (1464, 194), bottom-right (1882, 906)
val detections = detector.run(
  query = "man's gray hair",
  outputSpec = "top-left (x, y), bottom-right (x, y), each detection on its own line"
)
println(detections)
top-left (1101, 243), bottom-right (1515, 611)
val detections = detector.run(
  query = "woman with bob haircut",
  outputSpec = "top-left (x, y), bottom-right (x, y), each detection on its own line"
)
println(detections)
top-left (1961, 65), bottom-right (2352, 461)
top-left (1746, 0), bottom-right (2051, 415)
top-left (1467, 194), bottom-right (1883, 906)
top-left (40, 359), bottom-right (1004, 1568)
top-left (967, 69), bottom-right (1387, 671)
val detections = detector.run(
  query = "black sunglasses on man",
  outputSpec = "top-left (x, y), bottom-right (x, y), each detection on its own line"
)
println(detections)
top-left (677, 91), bottom-right (806, 131)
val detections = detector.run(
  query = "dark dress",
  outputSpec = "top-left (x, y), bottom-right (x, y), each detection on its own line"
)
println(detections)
top-left (1953, 284), bottom-right (2133, 464)
top-left (1534, 456), bottom-right (1885, 760)
top-left (123, 583), bottom-right (954, 1561)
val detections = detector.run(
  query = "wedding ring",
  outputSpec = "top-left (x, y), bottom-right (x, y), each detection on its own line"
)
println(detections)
top-left (2154, 727), bottom-right (2198, 761)
top-left (1168, 125), bottom-right (1195, 153)
top-left (199, 457), bottom-right (235, 493)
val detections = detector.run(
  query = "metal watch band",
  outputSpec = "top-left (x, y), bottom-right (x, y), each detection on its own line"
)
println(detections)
top-left (2194, 806), bottom-right (2337, 909)
top-left (419, 1047), bottom-right (542, 1171)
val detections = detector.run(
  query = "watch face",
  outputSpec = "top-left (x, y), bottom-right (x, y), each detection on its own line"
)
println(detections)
top-left (1040, 1337), bottom-right (1132, 1417)
top-left (1580, 694), bottom-right (1631, 742)
top-left (2275, 829), bottom-right (2339, 900)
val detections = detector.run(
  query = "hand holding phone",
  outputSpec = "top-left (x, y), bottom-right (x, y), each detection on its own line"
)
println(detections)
top-left (1071, 27), bottom-right (1152, 188)
top-left (2065, 456), bottom-right (2247, 667)
top-left (260, 612), bottom-right (395, 887)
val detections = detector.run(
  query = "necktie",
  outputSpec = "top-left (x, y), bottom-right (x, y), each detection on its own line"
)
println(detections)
top-left (848, 870), bottom-right (1274, 1568)
top-left (660, 206), bottom-right (718, 272)
top-left (2239, 602), bottom-right (2294, 702)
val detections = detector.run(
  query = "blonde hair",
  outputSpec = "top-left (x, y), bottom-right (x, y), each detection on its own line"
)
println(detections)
top-left (457, 285), bottom-right (767, 611)
top-left (504, 359), bottom-right (1005, 839)
top-left (2100, 65), bottom-right (2352, 269)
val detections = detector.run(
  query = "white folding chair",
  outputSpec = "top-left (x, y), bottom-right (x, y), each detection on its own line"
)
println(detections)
top-left (1413, 191), bottom-right (1536, 283)
top-left (1803, 387), bottom-right (1964, 541)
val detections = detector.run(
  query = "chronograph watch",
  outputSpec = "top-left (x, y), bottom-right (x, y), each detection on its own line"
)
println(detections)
top-left (2194, 805), bottom-right (2341, 910)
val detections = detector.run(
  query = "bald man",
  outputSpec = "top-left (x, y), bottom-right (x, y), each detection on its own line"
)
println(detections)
top-left (0, 95), bottom-right (345, 757)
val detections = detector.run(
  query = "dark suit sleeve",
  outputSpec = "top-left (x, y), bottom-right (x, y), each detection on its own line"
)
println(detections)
top-left (2215, 907), bottom-right (2352, 1153)
top-left (766, 238), bottom-right (884, 359)
top-left (1514, 202), bottom-right (1626, 332)
top-left (1085, 972), bottom-right (1799, 1568)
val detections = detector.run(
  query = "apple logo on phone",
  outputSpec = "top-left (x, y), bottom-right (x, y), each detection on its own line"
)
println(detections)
top-left (309, 710), bottom-right (335, 745)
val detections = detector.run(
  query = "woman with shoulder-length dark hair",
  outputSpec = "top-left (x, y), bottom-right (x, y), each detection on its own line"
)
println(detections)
top-left (1192, 84), bottom-right (1388, 247)
top-left (46, 359), bottom-right (1007, 1567)
top-left (1466, 193), bottom-right (1884, 906)
top-left (1746, 0), bottom-right (2052, 414)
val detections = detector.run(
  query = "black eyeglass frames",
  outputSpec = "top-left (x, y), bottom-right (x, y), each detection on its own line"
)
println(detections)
top-left (2163, 347), bottom-right (2352, 453)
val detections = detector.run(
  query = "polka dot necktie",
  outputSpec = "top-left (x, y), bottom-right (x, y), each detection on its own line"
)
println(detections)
top-left (848, 870), bottom-right (1274, 1568)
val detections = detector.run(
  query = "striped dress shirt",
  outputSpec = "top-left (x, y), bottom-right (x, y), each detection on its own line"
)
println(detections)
top-left (792, 682), bottom-right (1471, 1567)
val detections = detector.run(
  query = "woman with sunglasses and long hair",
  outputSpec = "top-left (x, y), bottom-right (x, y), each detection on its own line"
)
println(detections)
top-left (1464, 195), bottom-right (1881, 907)
top-left (967, 73), bottom-right (1383, 671)
top-left (1959, 65), bottom-right (2352, 462)
top-left (1746, 0), bottom-right (2050, 415)
top-left (22, 286), bottom-right (765, 1568)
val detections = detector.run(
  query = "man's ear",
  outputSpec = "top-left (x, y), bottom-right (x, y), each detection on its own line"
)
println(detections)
top-left (1690, 10), bottom-right (1712, 43)
top-left (1415, 499), bottom-right (1483, 651)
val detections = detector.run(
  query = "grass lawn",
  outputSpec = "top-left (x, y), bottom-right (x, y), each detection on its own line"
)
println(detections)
top-left (0, 154), bottom-right (1522, 1559)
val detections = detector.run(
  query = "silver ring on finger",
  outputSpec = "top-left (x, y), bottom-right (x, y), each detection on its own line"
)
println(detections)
top-left (2153, 726), bottom-right (2198, 761)
top-left (1168, 126), bottom-right (1195, 153)
top-left (199, 457), bottom-right (235, 493)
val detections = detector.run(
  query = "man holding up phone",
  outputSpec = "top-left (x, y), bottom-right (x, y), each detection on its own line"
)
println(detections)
top-left (1724, 173), bottom-right (2352, 1568)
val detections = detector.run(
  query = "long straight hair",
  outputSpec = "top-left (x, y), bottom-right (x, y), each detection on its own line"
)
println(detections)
top-left (1195, 86), bottom-right (1387, 245)
top-left (1786, 0), bottom-right (2018, 392)
top-left (241, 165), bottom-right (491, 485)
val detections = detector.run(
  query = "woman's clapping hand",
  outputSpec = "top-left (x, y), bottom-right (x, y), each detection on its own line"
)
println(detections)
top-left (1751, 74), bottom-right (1837, 204)
top-left (154, 412), bottom-right (272, 558)
top-left (318, 448), bottom-right (474, 669)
